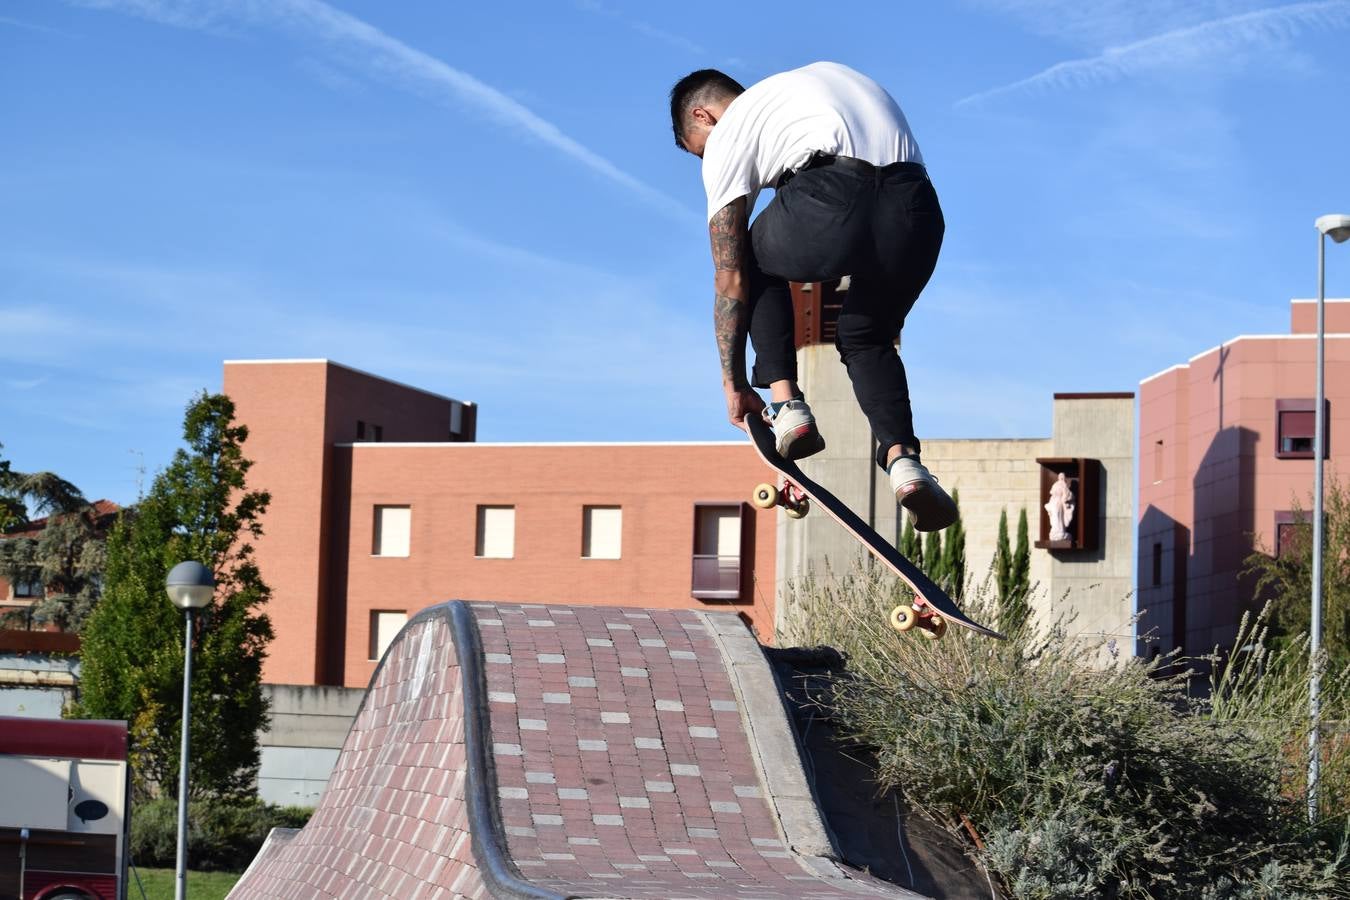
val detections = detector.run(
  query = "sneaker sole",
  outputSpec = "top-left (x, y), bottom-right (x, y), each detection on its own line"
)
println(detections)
top-left (898, 483), bottom-right (958, 532)
top-left (780, 426), bottom-right (826, 461)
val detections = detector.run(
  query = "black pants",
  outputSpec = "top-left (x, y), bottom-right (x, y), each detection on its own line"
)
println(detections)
top-left (747, 158), bottom-right (944, 469)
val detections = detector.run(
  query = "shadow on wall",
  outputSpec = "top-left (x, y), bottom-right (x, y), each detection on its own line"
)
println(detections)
top-left (1136, 426), bottom-right (1261, 671)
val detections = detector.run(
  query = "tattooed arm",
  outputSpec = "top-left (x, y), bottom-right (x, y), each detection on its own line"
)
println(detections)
top-left (709, 197), bottom-right (763, 426)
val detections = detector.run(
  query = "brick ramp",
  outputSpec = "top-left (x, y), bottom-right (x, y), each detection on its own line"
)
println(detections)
top-left (229, 601), bottom-right (928, 899)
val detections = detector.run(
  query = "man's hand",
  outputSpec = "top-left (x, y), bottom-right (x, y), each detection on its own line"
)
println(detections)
top-left (725, 384), bottom-right (765, 430)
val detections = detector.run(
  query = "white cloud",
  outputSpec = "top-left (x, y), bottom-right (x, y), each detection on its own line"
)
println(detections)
top-left (958, 0), bottom-right (1350, 107)
top-left (66, 0), bottom-right (698, 223)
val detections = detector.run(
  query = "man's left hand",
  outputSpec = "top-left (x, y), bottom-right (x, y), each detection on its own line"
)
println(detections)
top-left (725, 385), bottom-right (765, 430)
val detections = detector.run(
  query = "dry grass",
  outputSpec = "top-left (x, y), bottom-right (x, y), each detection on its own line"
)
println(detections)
top-left (780, 563), bottom-right (1350, 899)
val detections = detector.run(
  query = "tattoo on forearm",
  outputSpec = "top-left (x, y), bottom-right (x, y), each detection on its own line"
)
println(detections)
top-left (714, 291), bottom-right (748, 388)
top-left (709, 198), bottom-right (747, 271)
top-left (709, 198), bottom-right (749, 386)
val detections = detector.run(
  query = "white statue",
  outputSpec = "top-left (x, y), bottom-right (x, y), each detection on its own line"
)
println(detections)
top-left (1045, 472), bottom-right (1075, 542)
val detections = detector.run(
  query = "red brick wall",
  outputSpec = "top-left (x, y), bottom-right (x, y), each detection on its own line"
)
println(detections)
top-left (329, 443), bottom-right (776, 688)
top-left (224, 360), bottom-right (459, 685)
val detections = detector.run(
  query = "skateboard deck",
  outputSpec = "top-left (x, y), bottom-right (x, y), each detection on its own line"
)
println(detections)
top-left (745, 413), bottom-right (1004, 641)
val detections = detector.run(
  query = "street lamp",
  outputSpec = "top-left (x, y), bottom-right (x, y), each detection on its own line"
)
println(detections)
top-left (164, 561), bottom-right (215, 900)
top-left (1309, 214), bottom-right (1350, 824)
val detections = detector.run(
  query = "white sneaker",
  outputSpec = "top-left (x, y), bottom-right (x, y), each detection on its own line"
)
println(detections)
top-left (889, 456), bottom-right (957, 532)
top-left (768, 399), bottom-right (826, 461)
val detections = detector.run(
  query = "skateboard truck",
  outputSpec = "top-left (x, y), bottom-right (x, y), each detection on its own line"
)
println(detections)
top-left (751, 479), bottom-right (810, 519)
top-left (889, 596), bottom-right (947, 640)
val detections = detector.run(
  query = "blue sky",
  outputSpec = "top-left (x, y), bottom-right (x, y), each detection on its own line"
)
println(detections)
top-left (2, 0), bottom-right (1349, 506)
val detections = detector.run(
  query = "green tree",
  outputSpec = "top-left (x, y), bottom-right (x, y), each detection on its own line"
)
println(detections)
top-left (1244, 475), bottom-right (1350, 673)
top-left (995, 507), bottom-right (1033, 633)
top-left (923, 528), bottom-right (944, 587)
top-left (900, 517), bottom-right (922, 570)
top-left (1013, 508), bottom-right (1031, 602)
top-left (0, 463), bottom-right (107, 631)
top-left (76, 393), bottom-right (273, 801)
top-left (0, 444), bottom-right (26, 532)
top-left (940, 489), bottom-right (967, 599)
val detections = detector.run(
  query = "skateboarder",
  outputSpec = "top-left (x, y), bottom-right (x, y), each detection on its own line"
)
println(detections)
top-left (670, 61), bottom-right (957, 531)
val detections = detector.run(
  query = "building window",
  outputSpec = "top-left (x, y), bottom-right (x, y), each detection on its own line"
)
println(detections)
top-left (368, 610), bottom-right (407, 661)
top-left (692, 503), bottom-right (748, 601)
top-left (1151, 543), bottom-right (1162, 587)
top-left (582, 506), bottom-right (622, 559)
top-left (1153, 440), bottom-right (1164, 484)
top-left (374, 424), bottom-right (383, 442)
top-left (356, 421), bottom-right (384, 442)
top-left (372, 505), bottom-right (412, 557)
top-left (476, 506), bottom-right (515, 558)
top-left (1274, 511), bottom-right (1311, 558)
top-left (1275, 399), bottom-right (1329, 459)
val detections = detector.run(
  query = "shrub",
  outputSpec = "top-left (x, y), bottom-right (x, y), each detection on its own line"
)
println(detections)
top-left (780, 564), bottom-right (1350, 898)
top-left (131, 797), bottom-right (313, 872)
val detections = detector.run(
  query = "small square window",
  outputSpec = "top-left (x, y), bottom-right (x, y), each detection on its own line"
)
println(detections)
top-left (476, 506), bottom-right (515, 558)
top-left (373, 505), bottom-right (411, 557)
top-left (582, 506), bottom-right (622, 559)
top-left (1275, 400), bottom-right (1329, 459)
top-left (369, 610), bottom-right (407, 661)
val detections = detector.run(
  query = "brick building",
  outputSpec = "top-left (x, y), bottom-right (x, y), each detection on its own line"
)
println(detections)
top-left (224, 360), bottom-right (775, 689)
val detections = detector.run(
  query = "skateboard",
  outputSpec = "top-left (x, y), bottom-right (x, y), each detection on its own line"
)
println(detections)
top-left (745, 413), bottom-right (1005, 641)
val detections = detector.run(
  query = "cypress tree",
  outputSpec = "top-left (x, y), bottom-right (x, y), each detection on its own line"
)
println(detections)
top-left (900, 516), bottom-right (922, 570)
top-left (994, 508), bottom-right (1012, 603)
top-left (940, 489), bottom-right (966, 599)
top-left (923, 528), bottom-right (944, 586)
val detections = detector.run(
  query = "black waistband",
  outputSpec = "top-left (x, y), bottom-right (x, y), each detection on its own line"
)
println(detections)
top-left (779, 154), bottom-right (926, 189)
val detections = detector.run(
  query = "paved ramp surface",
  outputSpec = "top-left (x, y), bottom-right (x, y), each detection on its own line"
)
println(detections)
top-left (229, 601), bottom-right (929, 899)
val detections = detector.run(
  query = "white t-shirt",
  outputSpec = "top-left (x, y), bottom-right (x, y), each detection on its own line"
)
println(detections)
top-left (701, 61), bottom-right (923, 222)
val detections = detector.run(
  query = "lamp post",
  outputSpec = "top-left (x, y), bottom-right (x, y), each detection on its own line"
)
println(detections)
top-left (1309, 214), bottom-right (1350, 824)
top-left (165, 561), bottom-right (215, 900)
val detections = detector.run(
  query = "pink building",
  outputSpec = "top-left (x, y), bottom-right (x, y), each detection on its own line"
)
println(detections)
top-left (1137, 299), bottom-right (1350, 657)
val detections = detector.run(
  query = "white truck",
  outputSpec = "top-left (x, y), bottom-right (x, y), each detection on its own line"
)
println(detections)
top-left (0, 716), bottom-right (129, 900)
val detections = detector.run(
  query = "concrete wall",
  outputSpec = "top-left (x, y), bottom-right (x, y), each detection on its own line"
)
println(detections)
top-left (778, 345), bottom-right (1053, 630)
top-left (257, 683), bottom-right (363, 807)
top-left (1046, 396), bottom-right (1136, 656)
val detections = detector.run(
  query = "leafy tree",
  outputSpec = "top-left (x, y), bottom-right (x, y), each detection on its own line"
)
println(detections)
top-left (0, 459), bottom-right (107, 631)
top-left (1244, 475), bottom-right (1350, 673)
top-left (940, 489), bottom-right (967, 599)
top-left (76, 392), bottom-right (273, 801)
top-left (0, 444), bottom-right (26, 532)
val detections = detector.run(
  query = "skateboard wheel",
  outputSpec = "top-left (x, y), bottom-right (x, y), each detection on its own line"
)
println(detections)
top-left (889, 604), bottom-right (918, 632)
top-left (752, 483), bottom-right (778, 509)
top-left (921, 615), bottom-right (947, 640)
top-left (785, 498), bottom-right (809, 519)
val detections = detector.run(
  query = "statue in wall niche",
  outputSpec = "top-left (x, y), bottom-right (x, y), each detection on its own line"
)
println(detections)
top-left (1046, 472), bottom-right (1075, 542)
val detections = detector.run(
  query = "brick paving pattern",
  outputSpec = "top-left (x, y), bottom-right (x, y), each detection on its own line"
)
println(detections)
top-left (230, 601), bottom-right (918, 899)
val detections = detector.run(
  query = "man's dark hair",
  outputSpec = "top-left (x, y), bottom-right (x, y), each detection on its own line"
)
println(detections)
top-left (669, 69), bottom-right (745, 149)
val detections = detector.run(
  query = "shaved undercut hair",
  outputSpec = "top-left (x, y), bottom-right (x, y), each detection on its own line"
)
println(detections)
top-left (669, 69), bottom-right (745, 149)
